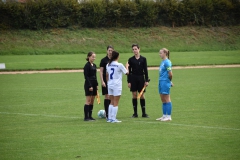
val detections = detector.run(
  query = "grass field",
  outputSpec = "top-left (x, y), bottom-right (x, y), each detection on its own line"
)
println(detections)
top-left (0, 50), bottom-right (240, 71)
top-left (0, 68), bottom-right (240, 160)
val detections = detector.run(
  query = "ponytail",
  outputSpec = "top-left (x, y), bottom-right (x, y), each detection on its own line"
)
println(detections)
top-left (161, 48), bottom-right (170, 60)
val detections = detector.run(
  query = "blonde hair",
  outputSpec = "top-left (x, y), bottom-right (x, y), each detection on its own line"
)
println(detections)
top-left (161, 48), bottom-right (170, 59)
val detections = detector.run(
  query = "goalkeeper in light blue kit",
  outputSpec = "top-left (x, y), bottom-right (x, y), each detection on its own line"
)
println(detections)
top-left (156, 48), bottom-right (174, 121)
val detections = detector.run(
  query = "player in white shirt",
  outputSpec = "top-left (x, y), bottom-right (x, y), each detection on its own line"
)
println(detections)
top-left (106, 51), bottom-right (129, 123)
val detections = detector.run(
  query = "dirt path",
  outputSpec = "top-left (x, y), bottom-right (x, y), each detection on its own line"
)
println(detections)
top-left (0, 64), bottom-right (240, 74)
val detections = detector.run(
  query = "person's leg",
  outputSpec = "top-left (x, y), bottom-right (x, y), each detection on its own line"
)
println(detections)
top-left (107, 95), bottom-right (114, 122)
top-left (103, 83), bottom-right (110, 119)
top-left (156, 81), bottom-right (171, 121)
top-left (104, 94), bottom-right (110, 119)
top-left (161, 94), bottom-right (172, 121)
top-left (140, 94), bottom-right (149, 117)
top-left (132, 92), bottom-right (138, 117)
top-left (139, 77), bottom-right (149, 117)
top-left (111, 95), bottom-right (121, 123)
top-left (84, 96), bottom-right (92, 121)
top-left (84, 104), bottom-right (89, 121)
top-left (130, 77), bottom-right (138, 118)
top-left (89, 96), bottom-right (96, 120)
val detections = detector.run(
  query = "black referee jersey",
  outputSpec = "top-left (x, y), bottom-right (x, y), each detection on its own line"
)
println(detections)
top-left (127, 55), bottom-right (149, 83)
top-left (99, 56), bottom-right (110, 82)
top-left (84, 62), bottom-right (98, 88)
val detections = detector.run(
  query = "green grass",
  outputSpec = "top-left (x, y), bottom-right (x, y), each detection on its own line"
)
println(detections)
top-left (0, 50), bottom-right (239, 71)
top-left (0, 26), bottom-right (240, 55)
top-left (0, 68), bottom-right (240, 159)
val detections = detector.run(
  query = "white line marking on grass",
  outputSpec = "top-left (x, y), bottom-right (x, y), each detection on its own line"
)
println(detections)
top-left (132, 120), bottom-right (240, 131)
top-left (0, 112), bottom-right (79, 119)
top-left (1, 65), bottom-right (240, 74)
top-left (1, 112), bottom-right (239, 131)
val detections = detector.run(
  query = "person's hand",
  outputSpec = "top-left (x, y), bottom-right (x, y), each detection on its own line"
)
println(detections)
top-left (128, 83), bottom-right (131, 88)
top-left (125, 61), bottom-right (129, 69)
top-left (102, 82), bottom-right (106, 87)
top-left (171, 82), bottom-right (174, 87)
top-left (145, 82), bottom-right (149, 86)
top-left (89, 87), bottom-right (93, 91)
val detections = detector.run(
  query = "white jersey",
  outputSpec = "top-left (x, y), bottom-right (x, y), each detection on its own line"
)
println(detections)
top-left (106, 61), bottom-right (128, 90)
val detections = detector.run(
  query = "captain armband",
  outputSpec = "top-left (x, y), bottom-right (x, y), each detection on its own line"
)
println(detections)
top-left (167, 67), bottom-right (172, 71)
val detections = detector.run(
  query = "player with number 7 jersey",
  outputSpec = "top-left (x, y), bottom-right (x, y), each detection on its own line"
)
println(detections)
top-left (106, 51), bottom-right (129, 123)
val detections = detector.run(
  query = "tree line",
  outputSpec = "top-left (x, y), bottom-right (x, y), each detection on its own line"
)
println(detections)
top-left (0, 0), bottom-right (239, 29)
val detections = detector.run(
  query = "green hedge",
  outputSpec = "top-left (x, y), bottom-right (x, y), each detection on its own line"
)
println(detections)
top-left (0, 0), bottom-right (239, 29)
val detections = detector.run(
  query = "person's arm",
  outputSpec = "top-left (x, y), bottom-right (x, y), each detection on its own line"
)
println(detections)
top-left (99, 67), bottom-right (106, 87)
top-left (143, 58), bottom-right (149, 85)
top-left (166, 61), bottom-right (173, 87)
top-left (168, 71), bottom-right (172, 81)
top-left (127, 59), bottom-right (132, 88)
top-left (106, 72), bottom-right (109, 82)
top-left (99, 59), bottom-right (106, 87)
top-left (127, 60), bottom-right (131, 83)
top-left (94, 64), bottom-right (98, 87)
top-left (168, 71), bottom-right (174, 87)
top-left (106, 64), bottom-right (109, 82)
top-left (121, 63), bottom-right (129, 75)
top-left (84, 63), bottom-right (92, 88)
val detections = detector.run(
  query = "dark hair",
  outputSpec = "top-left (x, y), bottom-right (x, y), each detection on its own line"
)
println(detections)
top-left (109, 51), bottom-right (119, 65)
top-left (86, 51), bottom-right (95, 61)
top-left (161, 48), bottom-right (170, 59)
top-left (107, 45), bottom-right (114, 50)
top-left (132, 44), bottom-right (140, 49)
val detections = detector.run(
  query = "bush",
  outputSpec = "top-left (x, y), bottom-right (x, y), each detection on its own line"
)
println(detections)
top-left (0, 0), bottom-right (239, 29)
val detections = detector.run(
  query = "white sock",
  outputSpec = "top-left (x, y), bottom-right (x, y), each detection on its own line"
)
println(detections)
top-left (112, 106), bottom-right (118, 121)
top-left (108, 104), bottom-right (113, 120)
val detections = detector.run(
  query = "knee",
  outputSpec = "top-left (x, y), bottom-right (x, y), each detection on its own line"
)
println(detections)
top-left (132, 93), bottom-right (137, 98)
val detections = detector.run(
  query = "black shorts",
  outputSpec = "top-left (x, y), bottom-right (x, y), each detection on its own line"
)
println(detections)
top-left (84, 81), bottom-right (97, 96)
top-left (130, 75), bottom-right (145, 93)
top-left (101, 80), bottom-right (108, 95)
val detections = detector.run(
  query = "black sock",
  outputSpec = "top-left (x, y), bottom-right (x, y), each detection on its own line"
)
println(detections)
top-left (89, 105), bottom-right (93, 118)
top-left (132, 98), bottom-right (138, 115)
top-left (84, 104), bottom-right (89, 119)
top-left (140, 99), bottom-right (146, 115)
top-left (104, 99), bottom-right (110, 118)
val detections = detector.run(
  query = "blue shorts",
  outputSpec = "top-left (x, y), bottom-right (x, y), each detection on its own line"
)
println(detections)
top-left (159, 80), bottom-right (171, 95)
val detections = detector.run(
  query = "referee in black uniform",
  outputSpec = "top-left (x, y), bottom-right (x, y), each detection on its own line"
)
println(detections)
top-left (83, 51), bottom-right (98, 121)
top-left (99, 45), bottom-right (113, 120)
top-left (127, 44), bottom-right (149, 118)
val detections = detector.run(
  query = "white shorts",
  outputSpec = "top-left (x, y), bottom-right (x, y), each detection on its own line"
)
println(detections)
top-left (108, 88), bottom-right (122, 96)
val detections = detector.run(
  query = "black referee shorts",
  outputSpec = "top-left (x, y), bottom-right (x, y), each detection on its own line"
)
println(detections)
top-left (84, 81), bottom-right (97, 96)
top-left (101, 79), bottom-right (108, 95)
top-left (130, 75), bottom-right (145, 93)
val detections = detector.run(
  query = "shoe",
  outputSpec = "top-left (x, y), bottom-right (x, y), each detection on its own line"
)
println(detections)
top-left (107, 119), bottom-right (113, 123)
top-left (131, 114), bottom-right (138, 118)
top-left (84, 118), bottom-right (90, 121)
top-left (142, 114), bottom-right (149, 118)
top-left (111, 119), bottom-right (122, 123)
top-left (156, 116), bottom-right (165, 121)
top-left (161, 117), bottom-right (172, 122)
top-left (89, 117), bottom-right (96, 121)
